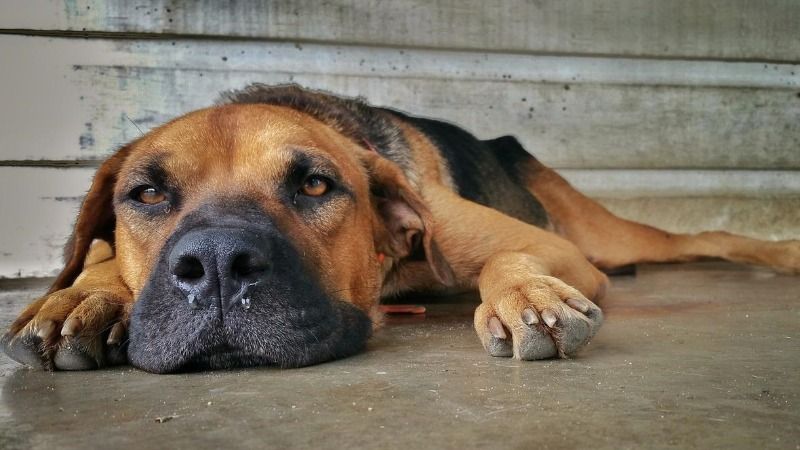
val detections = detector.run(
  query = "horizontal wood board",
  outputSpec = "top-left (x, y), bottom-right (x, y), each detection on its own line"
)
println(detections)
top-left (2, 36), bottom-right (799, 169)
top-left (2, 0), bottom-right (799, 61)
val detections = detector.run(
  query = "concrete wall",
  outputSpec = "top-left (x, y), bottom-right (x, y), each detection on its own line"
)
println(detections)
top-left (0, 0), bottom-right (798, 277)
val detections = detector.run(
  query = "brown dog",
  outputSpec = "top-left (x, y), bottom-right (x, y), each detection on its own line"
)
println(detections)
top-left (3, 84), bottom-right (798, 373)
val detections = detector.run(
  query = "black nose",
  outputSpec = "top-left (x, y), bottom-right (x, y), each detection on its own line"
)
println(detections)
top-left (169, 228), bottom-right (270, 313)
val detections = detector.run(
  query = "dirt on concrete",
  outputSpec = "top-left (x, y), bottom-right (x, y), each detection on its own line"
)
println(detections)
top-left (0, 263), bottom-right (798, 449)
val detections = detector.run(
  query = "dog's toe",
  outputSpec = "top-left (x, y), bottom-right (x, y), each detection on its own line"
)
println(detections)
top-left (54, 339), bottom-right (98, 370)
top-left (2, 332), bottom-right (46, 369)
top-left (516, 320), bottom-right (559, 360)
top-left (485, 318), bottom-right (513, 357)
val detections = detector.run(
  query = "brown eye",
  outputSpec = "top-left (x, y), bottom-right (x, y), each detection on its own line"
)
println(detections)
top-left (136, 186), bottom-right (166, 205)
top-left (301, 176), bottom-right (329, 197)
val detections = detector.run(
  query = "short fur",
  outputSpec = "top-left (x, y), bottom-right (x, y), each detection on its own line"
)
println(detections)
top-left (3, 84), bottom-right (799, 372)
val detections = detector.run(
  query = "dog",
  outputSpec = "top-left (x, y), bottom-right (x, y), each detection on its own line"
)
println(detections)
top-left (3, 84), bottom-right (798, 373)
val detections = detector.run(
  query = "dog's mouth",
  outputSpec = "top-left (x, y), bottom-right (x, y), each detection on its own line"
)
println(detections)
top-left (128, 280), bottom-right (373, 373)
top-left (181, 343), bottom-right (247, 371)
top-left (190, 302), bottom-right (369, 372)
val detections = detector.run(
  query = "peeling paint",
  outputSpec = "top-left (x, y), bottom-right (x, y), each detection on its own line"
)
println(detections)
top-left (2, 36), bottom-right (798, 168)
top-left (39, 196), bottom-right (84, 202)
top-left (79, 130), bottom-right (94, 150)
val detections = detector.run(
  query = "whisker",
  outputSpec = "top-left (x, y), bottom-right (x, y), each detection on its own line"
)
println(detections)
top-left (124, 113), bottom-right (145, 136)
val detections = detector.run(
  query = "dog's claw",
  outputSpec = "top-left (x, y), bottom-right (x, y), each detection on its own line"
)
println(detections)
top-left (107, 322), bottom-right (125, 345)
top-left (487, 317), bottom-right (507, 339)
top-left (61, 317), bottom-right (82, 337)
top-left (541, 309), bottom-right (558, 328)
top-left (36, 320), bottom-right (55, 339)
top-left (566, 298), bottom-right (589, 313)
top-left (485, 316), bottom-right (513, 356)
top-left (522, 308), bottom-right (539, 325)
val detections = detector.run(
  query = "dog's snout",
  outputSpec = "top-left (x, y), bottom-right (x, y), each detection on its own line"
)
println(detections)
top-left (168, 228), bottom-right (270, 311)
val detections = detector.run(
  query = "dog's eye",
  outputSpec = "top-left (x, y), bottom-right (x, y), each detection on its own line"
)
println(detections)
top-left (300, 175), bottom-right (330, 197)
top-left (134, 186), bottom-right (166, 205)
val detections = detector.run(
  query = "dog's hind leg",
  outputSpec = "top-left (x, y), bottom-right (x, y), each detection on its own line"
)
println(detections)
top-left (522, 159), bottom-right (800, 274)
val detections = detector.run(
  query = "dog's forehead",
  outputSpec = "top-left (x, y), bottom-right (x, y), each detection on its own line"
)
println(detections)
top-left (127, 104), bottom-right (357, 179)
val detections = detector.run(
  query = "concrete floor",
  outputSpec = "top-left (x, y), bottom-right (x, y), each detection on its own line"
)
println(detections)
top-left (0, 263), bottom-right (798, 449)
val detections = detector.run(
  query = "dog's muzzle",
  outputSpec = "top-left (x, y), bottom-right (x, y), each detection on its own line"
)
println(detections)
top-left (126, 202), bottom-right (372, 373)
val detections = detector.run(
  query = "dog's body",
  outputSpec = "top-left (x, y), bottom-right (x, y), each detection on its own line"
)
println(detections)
top-left (4, 84), bottom-right (799, 372)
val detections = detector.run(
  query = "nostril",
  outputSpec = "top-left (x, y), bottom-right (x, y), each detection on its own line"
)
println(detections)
top-left (173, 256), bottom-right (205, 281)
top-left (231, 253), bottom-right (268, 280)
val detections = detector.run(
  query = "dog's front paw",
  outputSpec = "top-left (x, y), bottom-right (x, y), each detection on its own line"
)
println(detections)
top-left (2, 286), bottom-right (131, 370)
top-left (474, 274), bottom-right (603, 360)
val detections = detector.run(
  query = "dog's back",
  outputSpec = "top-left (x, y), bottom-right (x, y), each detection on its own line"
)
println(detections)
top-left (389, 112), bottom-right (550, 229)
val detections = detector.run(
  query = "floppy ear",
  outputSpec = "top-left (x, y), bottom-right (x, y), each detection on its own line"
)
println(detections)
top-left (362, 151), bottom-right (455, 287)
top-left (49, 146), bottom-right (132, 293)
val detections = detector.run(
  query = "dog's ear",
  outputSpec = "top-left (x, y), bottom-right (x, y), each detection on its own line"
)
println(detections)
top-left (362, 151), bottom-right (455, 287)
top-left (49, 146), bottom-right (132, 293)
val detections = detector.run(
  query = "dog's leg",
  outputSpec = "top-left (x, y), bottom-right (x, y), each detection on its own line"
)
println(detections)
top-left (523, 160), bottom-right (800, 274)
top-left (2, 241), bottom-right (133, 370)
top-left (416, 186), bottom-right (608, 360)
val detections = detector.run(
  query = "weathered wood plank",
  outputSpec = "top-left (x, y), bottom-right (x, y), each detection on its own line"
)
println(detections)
top-left (597, 197), bottom-right (800, 242)
top-left (3, 0), bottom-right (799, 61)
top-left (1, 167), bottom-right (797, 278)
top-left (1, 36), bottom-right (798, 169)
top-left (0, 167), bottom-right (88, 278)
top-left (559, 170), bottom-right (800, 198)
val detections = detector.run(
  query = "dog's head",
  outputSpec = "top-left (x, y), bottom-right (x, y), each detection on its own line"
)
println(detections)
top-left (53, 86), bottom-right (452, 372)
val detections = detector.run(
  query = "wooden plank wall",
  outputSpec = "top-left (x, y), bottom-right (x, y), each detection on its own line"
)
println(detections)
top-left (0, 0), bottom-right (798, 278)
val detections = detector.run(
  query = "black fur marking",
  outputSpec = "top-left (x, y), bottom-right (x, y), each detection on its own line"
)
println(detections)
top-left (397, 115), bottom-right (548, 227)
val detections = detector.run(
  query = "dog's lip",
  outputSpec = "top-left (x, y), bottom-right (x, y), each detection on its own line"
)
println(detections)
top-left (129, 300), bottom-right (345, 371)
top-left (184, 343), bottom-right (267, 367)
top-left (181, 350), bottom-right (277, 372)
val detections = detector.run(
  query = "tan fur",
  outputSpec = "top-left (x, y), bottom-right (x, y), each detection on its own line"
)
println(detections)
top-left (9, 105), bottom-right (400, 366)
top-left (8, 241), bottom-right (132, 369)
top-left (6, 98), bottom-right (799, 370)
